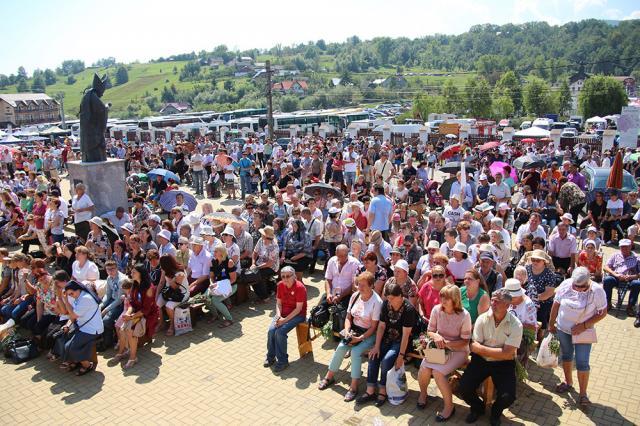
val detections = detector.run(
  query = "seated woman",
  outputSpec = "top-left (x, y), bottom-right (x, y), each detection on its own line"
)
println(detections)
top-left (120, 264), bottom-right (159, 369)
top-left (417, 284), bottom-right (472, 421)
top-left (156, 254), bottom-right (189, 336)
top-left (72, 246), bottom-right (99, 286)
top-left (59, 280), bottom-right (104, 376)
top-left (24, 270), bottom-right (58, 345)
top-left (207, 245), bottom-right (237, 328)
top-left (318, 271), bottom-right (382, 402)
top-left (577, 239), bottom-right (603, 282)
top-left (252, 226), bottom-right (280, 303)
top-left (448, 243), bottom-right (473, 285)
top-left (461, 269), bottom-right (490, 324)
top-left (111, 240), bottom-right (130, 274)
top-left (417, 265), bottom-right (447, 324)
top-left (358, 282), bottom-right (417, 407)
top-left (358, 251), bottom-right (388, 296)
top-left (282, 219), bottom-right (312, 281)
top-left (505, 278), bottom-right (537, 367)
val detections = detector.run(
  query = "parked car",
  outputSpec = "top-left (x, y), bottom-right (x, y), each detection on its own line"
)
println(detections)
top-left (581, 165), bottom-right (639, 205)
top-left (561, 128), bottom-right (578, 138)
top-left (520, 121), bottom-right (532, 130)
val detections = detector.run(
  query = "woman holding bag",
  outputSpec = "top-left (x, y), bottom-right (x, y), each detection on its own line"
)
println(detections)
top-left (357, 282), bottom-right (416, 407)
top-left (417, 284), bottom-right (472, 421)
top-left (156, 254), bottom-right (189, 336)
top-left (207, 245), bottom-right (237, 328)
top-left (549, 267), bottom-right (607, 406)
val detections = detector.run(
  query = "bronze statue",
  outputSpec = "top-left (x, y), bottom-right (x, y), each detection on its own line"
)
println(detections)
top-left (79, 74), bottom-right (109, 162)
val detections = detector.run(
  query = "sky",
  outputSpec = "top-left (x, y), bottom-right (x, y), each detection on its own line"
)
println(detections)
top-left (1, 0), bottom-right (639, 76)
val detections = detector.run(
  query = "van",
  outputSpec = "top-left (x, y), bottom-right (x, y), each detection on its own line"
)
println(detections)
top-left (520, 121), bottom-right (532, 130)
top-left (532, 118), bottom-right (552, 130)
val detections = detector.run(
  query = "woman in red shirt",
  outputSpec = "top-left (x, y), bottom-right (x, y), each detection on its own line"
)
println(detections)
top-left (577, 240), bottom-right (602, 282)
top-left (265, 266), bottom-right (307, 372)
top-left (417, 265), bottom-right (447, 324)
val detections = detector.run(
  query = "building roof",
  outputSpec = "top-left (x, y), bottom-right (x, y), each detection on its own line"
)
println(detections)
top-left (0, 93), bottom-right (57, 107)
top-left (160, 102), bottom-right (191, 112)
top-left (272, 80), bottom-right (308, 91)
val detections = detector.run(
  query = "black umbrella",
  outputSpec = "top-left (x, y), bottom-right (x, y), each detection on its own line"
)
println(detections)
top-left (100, 222), bottom-right (121, 247)
top-left (303, 183), bottom-right (344, 201)
top-left (513, 155), bottom-right (545, 170)
top-left (439, 177), bottom-right (457, 199)
top-left (439, 161), bottom-right (477, 174)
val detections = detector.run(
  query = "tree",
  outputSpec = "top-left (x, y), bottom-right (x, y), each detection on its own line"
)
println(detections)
top-left (578, 75), bottom-right (628, 118)
top-left (466, 76), bottom-right (492, 118)
top-left (31, 75), bottom-right (46, 92)
top-left (279, 95), bottom-right (299, 112)
top-left (161, 86), bottom-right (176, 103)
top-left (556, 79), bottom-right (572, 117)
top-left (523, 76), bottom-right (554, 116)
top-left (16, 78), bottom-right (28, 92)
top-left (413, 93), bottom-right (445, 120)
top-left (43, 69), bottom-right (57, 85)
top-left (66, 75), bottom-right (76, 85)
top-left (57, 60), bottom-right (85, 76)
top-left (375, 37), bottom-right (394, 65)
top-left (17, 66), bottom-right (27, 78)
top-left (315, 39), bottom-right (326, 50)
top-left (223, 80), bottom-right (234, 91)
top-left (442, 79), bottom-right (460, 114)
top-left (492, 95), bottom-right (514, 119)
top-left (93, 57), bottom-right (116, 67)
top-left (495, 71), bottom-right (522, 115)
top-left (115, 65), bottom-right (129, 85)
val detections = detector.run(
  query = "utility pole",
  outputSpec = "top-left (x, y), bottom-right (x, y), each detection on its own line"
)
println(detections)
top-left (265, 60), bottom-right (274, 140)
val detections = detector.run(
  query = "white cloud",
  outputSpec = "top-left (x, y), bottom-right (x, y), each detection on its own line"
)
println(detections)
top-left (572, 0), bottom-right (607, 13)
top-left (624, 10), bottom-right (640, 20)
top-left (604, 8), bottom-right (622, 19)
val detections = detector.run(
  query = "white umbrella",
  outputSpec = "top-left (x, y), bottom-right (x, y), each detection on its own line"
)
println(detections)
top-left (445, 134), bottom-right (457, 139)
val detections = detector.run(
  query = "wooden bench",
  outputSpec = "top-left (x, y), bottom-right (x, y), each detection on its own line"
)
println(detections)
top-left (302, 326), bottom-right (494, 407)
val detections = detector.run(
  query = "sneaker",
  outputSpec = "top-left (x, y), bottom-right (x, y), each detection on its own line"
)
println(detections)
top-left (263, 358), bottom-right (275, 368)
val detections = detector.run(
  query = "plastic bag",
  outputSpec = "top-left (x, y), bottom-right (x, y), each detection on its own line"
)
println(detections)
top-left (174, 306), bottom-right (193, 336)
top-left (386, 366), bottom-right (408, 405)
top-left (536, 333), bottom-right (558, 368)
top-left (211, 279), bottom-right (232, 298)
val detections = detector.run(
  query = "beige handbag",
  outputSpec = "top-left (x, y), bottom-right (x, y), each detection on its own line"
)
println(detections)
top-left (132, 317), bottom-right (147, 338)
top-left (572, 290), bottom-right (597, 344)
top-left (422, 347), bottom-right (451, 364)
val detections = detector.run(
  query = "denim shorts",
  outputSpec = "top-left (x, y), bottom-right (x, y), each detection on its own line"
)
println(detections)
top-left (556, 329), bottom-right (592, 371)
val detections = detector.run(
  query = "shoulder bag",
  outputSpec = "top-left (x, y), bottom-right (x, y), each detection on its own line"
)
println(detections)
top-left (572, 290), bottom-right (597, 344)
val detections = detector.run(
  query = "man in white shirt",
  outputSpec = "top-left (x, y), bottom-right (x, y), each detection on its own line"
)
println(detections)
top-left (488, 172), bottom-right (511, 204)
top-left (187, 236), bottom-right (212, 296)
top-left (190, 151), bottom-right (205, 196)
top-left (71, 183), bottom-right (94, 242)
top-left (449, 171), bottom-right (473, 209)
top-left (443, 195), bottom-right (466, 227)
top-left (324, 244), bottom-right (361, 309)
top-left (515, 213), bottom-right (547, 248)
top-left (373, 151), bottom-right (394, 181)
top-left (343, 145), bottom-right (359, 193)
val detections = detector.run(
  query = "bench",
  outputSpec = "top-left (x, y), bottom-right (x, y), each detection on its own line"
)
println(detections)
top-left (300, 326), bottom-right (495, 407)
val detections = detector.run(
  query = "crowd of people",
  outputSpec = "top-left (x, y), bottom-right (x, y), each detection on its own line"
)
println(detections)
top-left (0, 131), bottom-right (638, 424)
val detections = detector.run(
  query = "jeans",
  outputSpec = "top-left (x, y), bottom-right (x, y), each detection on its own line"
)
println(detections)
top-left (1, 296), bottom-right (33, 321)
top-left (192, 170), bottom-right (204, 195)
top-left (266, 315), bottom-right (306, 367)
top-left (460, 353), bottom-right (517, 418)
top-left (556, 330), bottom-right (592, 371)
top-left (102, 304), bottom-right (124, 349)
top-left (602, 275), bottom-right (640, 308)
top-left (240, 174), bottom-right (252, 198)
top-left (366, 340), bottom-right (401, 387)
top-left (328, 334), bottom-right (376, 379)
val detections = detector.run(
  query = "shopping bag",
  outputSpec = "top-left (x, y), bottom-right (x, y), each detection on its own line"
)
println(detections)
top-left (535, 333), bottom-right (558, 368)
top-left (211, 279), bottom-right (232, 298)
top-left (386, 365), bottom-right (408, 405)
top-left (174, 306), bottom-right (193, 336)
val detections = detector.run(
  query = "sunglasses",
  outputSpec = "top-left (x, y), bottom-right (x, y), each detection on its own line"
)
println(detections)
top-left (281, 274), bottom-right (294, 279)
top-left (531, 258), bottom-right (544, 263)
top-left (432, 274), bottom-right (445, 278)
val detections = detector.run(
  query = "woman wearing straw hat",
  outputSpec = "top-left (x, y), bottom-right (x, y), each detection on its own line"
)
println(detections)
top-left (252, 226), bottom-right (280, 302)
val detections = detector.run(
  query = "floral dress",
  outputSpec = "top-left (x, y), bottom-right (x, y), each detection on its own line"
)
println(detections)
top-left (87, 230), bottom-right (111, 268)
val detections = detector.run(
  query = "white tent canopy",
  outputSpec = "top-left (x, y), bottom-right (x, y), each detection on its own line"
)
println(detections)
top-left (513, 126), bottom-right (550, 138)
top-left (586, 116), bottom-right (606, 124)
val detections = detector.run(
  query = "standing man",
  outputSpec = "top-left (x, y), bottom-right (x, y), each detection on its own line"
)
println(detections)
top-left (190, 149), bottom-right (205, 196)
top-left (234, 150), bottom-right (254, 199)
top-left (459, 288), bottom-right (523, 425)
top-left (367, 185), bottom-right (394, 241)
top-left (343, 144), bottom-right (359, 194)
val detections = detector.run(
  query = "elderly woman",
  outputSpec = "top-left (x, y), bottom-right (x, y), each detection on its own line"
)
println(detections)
top-left (282, 219), bottom-right (312, 281)
top-left (461, 269), bottom-right (490, 324)
top-left (318, 271), bottom-right (382, 402)
top-left (71, 183), bottom-right (94, 242)
top-left (417, 284), bottom-right (472, 420)
top-left (358, 282), bottom-right (417, 407)
top-left (577, 239), bottom-right (603, 282)
top-left (526, 249), bottom-right (558, 340)
top-left (358, 251), bottom-right (388, 296)
top-left (505, 278), bottom-right (537, 367)
top-left (59, 280), bottom-right (103, 376)
top-left (252, 225), bottom-right (280, 303)
top-left (385, 259), bottom-right (418, 307)
top-left (156, 254), bottom-right (189, 336)
top-left (72, 246), bottom-right (99, 285)
top-left (417, 265), bottom-right (447, 324)
top-left (448, 242), bottom-right (474, 285)
top-left (549, 267), bottom-right (607, 407)
top-left (207, 245), bottom-right (237, 328)
top-left (264, 266), bottom-right (307, 372)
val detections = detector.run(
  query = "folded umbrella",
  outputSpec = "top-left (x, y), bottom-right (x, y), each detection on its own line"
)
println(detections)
top-left (159, 190), bottom-right (198, 213)
top-left (147, 168), bottom-right (181, 183)
top-left (606, 151), bottom-right (623, 190)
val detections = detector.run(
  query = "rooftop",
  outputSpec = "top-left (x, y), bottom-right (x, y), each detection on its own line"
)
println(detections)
top-left (0, 93), bottom-right (57, 107)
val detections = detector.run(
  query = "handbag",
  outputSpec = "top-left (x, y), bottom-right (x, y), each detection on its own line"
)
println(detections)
top-left (7, 338), bottom-right (39, 363)
top-left (211, 279), bottom-right (232, 298)
top-left (422, 347), bottom-right (451, 365)
top-left (132, 317), bottom-right (146, 338)
top-left (572, 290), bottom-right (598, 344)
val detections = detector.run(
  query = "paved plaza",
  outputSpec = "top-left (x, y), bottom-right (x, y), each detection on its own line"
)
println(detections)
top-left (1, 184), bottom-right (639, 425)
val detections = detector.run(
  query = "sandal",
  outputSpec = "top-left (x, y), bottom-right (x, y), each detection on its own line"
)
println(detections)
top-left (76, 362), bottom-right (95, 376)
top-left (123, 358), bottom-right (138, 370)
top-left (60, 362), bottom-right (78, 371)
top-left (344, 389), bottom-right (358, 402)
top-left (317, 377), bottom-right (335, 390)
top-left (579, 395), bottom-right (591, 406)
top-left (113, 350), bottom-right (129, 362)
top-left (375, 394), bottom-right (387, 407)
top-left (555, 382), bottom-right (574, 393)
top-left (218, 320), bottom-right (233, 329)
top-left (165, 327), bottom-right (174, 336)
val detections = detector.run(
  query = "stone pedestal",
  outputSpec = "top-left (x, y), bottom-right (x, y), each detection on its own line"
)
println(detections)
top-left (67, 159), bottom-right (128, 216)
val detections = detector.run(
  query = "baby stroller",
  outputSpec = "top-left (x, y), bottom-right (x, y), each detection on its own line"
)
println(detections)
top-left (426, 180), bottom-right (444, 210)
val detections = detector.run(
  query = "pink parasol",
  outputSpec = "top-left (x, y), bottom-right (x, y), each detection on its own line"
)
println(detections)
top-left (489, 161), bottom-right (518, 182)
top-left (521, 138), bottom-right (536, 144)
top-left (479, 141), bottom-right (500, 151)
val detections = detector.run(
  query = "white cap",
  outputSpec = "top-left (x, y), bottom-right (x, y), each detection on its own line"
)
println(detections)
top-left (157, 229), bottom-right (172, 241)
top-left (427, 240), bottom-right (440, 249)
top-left (619, 239), bottom-right (633, 247)
top-left (394, 259), bottom-right (409, 273)
top-left (452, 242), bottom-right (468, 254)
top-left (504, 278), bottom-right (524, 297)
top-left (149, 214), bottom-right (161, 223)
top-left (479, 174), bottom-right (488, 180)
